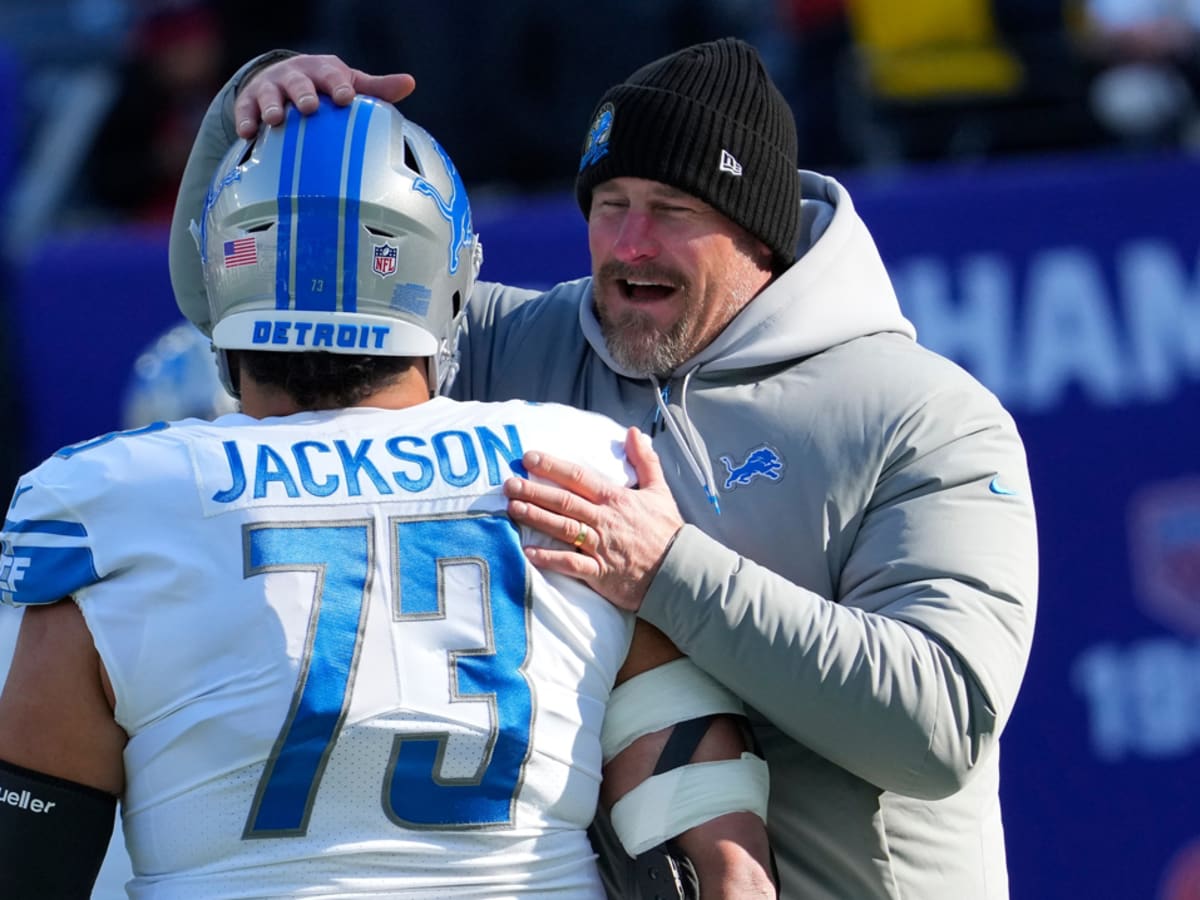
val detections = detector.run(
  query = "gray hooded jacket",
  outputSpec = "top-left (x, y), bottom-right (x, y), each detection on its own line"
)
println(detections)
top-left (171, 62), bottom-right (1038, 899)
top-left (453, 175), bottom-right (1037, 900)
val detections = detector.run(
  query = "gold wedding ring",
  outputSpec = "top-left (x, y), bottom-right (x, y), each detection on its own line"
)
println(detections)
top-left (573, 524), bottom-right (588, 548)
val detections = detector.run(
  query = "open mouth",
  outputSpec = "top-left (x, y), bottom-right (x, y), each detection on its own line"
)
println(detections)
top-left (618, 278), bottom-right (677, 301)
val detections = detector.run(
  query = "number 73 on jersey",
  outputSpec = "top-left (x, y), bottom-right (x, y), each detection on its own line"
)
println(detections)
top-left (241, 512), bottom-right (534, 838)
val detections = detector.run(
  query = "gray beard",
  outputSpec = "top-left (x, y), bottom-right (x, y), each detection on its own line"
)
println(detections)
top-left (593, 258), bottom-right (758, 377)
top-left (598, 306), bottom-right (694, 377)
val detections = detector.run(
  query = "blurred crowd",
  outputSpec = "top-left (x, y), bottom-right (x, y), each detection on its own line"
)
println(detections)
top-left (1, 0), bottom-right (1200, 505)
top-left (0, 0), bottom-right (1196, 229)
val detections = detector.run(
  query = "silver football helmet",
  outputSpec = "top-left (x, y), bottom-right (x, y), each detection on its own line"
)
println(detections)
top-left (195, 96), bottom-right (482, 394)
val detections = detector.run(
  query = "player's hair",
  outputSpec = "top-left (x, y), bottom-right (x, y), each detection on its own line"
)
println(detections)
top-left (232, 349), bottom-right (419, 409)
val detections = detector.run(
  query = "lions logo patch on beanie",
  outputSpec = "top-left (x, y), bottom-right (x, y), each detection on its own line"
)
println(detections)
top-left (580, 103), bottom-right (614, 171)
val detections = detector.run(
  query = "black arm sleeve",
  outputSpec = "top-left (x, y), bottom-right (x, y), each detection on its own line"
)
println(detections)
top-left (589, 809), bottom-right (700, 900)
top-left (0, 758), bottom-right (117, 900)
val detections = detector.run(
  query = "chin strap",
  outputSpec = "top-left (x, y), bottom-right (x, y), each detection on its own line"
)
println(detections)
top-left (215, 346), bottom-right (240, 399)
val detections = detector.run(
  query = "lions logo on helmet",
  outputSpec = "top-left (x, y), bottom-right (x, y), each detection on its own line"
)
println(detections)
top-left (194, 96), bottom-right (483, 396)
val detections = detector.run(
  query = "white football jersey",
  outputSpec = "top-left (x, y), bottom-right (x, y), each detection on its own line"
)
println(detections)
top-left (0, 397), bottom-right (636, 899)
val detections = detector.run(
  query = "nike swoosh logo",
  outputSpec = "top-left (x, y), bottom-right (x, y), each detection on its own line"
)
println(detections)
top-left (989, 476), bottom-right (1017, 496)
top-left (9, 485), bottom-right (32, 508)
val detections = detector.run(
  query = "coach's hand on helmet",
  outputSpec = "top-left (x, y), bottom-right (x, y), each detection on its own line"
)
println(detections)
top-left (236, 55), bottom-right (415, 139)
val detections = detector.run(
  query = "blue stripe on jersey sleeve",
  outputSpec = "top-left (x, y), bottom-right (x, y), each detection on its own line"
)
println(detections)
top-left (1, 544), bottom-right (99, 606)
top-left (3, 518), bottom-right (88, 537)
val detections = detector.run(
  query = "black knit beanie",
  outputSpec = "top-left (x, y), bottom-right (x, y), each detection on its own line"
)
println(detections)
top-left (575, 37), bottom-right (801, 266)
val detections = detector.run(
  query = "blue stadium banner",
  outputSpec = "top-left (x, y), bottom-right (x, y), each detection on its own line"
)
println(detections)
top-left (9, 149), bottom-right (1200, 900)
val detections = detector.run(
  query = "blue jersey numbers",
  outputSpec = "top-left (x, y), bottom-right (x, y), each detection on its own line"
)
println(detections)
top-left (242, 513), bottom-right (533, 838)
top-left (386, 516), bottom-right (532, 828)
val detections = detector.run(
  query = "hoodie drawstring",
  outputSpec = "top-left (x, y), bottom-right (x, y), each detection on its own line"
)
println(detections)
top-left (650, 373), bottom-right (722, 515)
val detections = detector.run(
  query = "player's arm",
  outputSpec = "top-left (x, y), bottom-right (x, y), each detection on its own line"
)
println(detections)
top-left (600, 620), bottom-right (776, 899)
top-left (0, 599), bottom-right (126, 899)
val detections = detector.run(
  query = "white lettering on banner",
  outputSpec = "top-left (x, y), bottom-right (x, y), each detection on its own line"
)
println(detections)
top-left (1071, 638), bottom-right (1200, 761)
top-left (1121, 242), bottom-right (1200, 401)
top-left (897, 257), bottom-right (1015, 398)
top-left (1023, 250), bottom-right (1125, 409)
top-left (897, 239), bottom-right (1200, 411)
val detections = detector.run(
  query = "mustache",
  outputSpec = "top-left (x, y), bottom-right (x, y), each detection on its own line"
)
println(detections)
top-left (596, 260), bottom-right (685, 288)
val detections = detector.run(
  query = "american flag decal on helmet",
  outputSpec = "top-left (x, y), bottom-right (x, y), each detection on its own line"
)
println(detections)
top-left (223, 237), bottom-right (257, 268)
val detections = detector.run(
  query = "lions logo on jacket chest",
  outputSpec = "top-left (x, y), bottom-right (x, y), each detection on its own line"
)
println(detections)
top-left (719, 445), bottom-right (785, 490)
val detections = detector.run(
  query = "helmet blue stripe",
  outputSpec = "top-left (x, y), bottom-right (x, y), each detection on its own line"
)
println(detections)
top-left (274, 110), bottom-right (303, 310)
top-left (292, 101), bottom-right (354, 312)
top-left (340, 101), bottom-right (373, 313)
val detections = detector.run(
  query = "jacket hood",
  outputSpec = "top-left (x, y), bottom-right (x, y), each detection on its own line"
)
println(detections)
top-left (576, 171), bottom-right (916, 514)
top-left (579, 171), bottom-right (916, 378)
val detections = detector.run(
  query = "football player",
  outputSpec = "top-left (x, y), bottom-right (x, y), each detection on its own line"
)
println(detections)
top-left (0, 97), bottom-right (773, 898)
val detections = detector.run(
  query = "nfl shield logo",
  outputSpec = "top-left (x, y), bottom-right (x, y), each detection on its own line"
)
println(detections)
top-left (373, 243), bottom-right (398, 277)
top-left (1129, 478), bottom-right (1200, 636)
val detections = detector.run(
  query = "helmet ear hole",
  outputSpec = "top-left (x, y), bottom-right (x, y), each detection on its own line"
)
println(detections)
top-left (403, 136), bottom-right (422, 175)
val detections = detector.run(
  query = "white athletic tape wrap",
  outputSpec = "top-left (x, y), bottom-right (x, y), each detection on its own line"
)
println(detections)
top-left (609, 754), bottom-right (771, 857)
top-left (601, 657), bottom-right (745, 762)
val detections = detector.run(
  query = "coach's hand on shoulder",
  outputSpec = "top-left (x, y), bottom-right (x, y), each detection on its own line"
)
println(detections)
top-left (505, 428), bottom-right (684, 613)
top-left (235, 55), bottom-right (416, 139)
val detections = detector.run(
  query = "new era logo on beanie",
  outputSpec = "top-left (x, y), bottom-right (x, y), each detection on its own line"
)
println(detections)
top-left (575, 37), bottom-right (801, 267)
